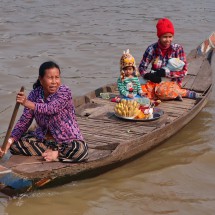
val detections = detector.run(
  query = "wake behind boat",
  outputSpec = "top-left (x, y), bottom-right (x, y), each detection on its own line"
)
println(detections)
top-left (0, 33), bottom-right (214, 197)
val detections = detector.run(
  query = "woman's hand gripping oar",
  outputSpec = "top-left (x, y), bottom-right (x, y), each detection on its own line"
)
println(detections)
top-left (0, 86), bottom-right (25, 159)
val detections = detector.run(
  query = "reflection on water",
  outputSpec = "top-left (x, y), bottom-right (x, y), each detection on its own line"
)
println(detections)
top-left (0, 0), bottom-right (215, 214)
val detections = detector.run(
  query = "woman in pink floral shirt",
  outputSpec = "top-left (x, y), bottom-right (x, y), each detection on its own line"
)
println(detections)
top-left (0, 61), bottom-right (88, 162)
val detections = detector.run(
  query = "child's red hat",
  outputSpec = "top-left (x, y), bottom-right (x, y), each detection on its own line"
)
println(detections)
top-left (156, 18), bottom-right (174, 38)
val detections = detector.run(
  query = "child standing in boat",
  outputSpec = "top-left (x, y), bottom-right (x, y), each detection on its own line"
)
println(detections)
top-left (117, 49), bottom-right (145, 100)
top-left (139, 18), bottom-right (200, 100)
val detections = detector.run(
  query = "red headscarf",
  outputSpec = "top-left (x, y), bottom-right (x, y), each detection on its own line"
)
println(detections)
top-left (156, 18), bottom-right (175, 38)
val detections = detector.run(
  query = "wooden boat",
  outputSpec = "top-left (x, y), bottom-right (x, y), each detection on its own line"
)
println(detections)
top-left (0, 33), bottom-right (214, 197)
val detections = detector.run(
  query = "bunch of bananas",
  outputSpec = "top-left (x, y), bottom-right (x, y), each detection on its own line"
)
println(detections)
top-left (114, 99), bottom-right (141, 118)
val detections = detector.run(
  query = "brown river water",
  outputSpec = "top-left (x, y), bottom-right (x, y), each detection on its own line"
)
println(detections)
top-left (0, 0), bottom-right (215, 214)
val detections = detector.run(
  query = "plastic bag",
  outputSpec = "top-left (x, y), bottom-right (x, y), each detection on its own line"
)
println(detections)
top-left (165, 58), bottom-right (185, 71)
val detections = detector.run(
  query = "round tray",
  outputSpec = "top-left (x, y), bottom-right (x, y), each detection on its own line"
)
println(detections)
top-left (114, 108), bottom-right (164, 122)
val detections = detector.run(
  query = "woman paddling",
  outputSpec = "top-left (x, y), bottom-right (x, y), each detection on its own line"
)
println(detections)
top-left (0, 61), bottom-right (88, 162)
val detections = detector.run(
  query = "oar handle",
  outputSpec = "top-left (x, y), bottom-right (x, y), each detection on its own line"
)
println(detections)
top-left (1, 86), bottom-right (25, 152)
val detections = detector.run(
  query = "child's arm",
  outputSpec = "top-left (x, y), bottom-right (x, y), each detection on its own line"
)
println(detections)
top-left (135, 77), bottom-right (144, 96)
top-left (117, 77), bottom-right (128, 97)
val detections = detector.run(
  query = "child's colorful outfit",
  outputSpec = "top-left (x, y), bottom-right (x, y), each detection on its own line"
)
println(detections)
top-left (118, 49), bottom-right (143, 99)
top-left (117, 76), bottom-right (143, 98)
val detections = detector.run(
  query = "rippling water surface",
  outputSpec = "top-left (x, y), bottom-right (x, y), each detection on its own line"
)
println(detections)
top-left (0, 0), bottom-right (215, 214)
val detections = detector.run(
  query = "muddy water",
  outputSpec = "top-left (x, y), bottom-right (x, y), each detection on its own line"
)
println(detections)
top-left (0, 0), bottom-right (215, 214)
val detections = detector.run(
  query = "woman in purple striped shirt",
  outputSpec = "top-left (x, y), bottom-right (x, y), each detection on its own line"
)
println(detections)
top-left (0, 61), bottom-right (88, 162)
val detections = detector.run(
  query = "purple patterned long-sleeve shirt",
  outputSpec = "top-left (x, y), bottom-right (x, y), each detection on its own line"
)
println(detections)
top-left (11, 85), bottom-right (84, 143)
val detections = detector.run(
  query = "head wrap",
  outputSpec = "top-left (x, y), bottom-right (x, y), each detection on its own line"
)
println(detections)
top-left (156, 18), bottom-right (175, 38)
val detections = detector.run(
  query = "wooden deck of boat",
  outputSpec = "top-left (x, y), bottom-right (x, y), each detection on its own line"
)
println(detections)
top-left (77, 93), bottom-right (196, 155)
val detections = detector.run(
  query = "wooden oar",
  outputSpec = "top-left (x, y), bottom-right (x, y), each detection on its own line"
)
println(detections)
top-left (1, 86), bottom-right (25, 153)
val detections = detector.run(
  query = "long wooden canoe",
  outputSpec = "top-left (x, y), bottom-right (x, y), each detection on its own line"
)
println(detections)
top-left (0, 33), bottom-right (214, 196)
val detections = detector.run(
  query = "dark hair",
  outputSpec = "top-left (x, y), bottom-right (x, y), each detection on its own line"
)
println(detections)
top-left (33, 61), bottom-right (61, 89)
